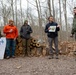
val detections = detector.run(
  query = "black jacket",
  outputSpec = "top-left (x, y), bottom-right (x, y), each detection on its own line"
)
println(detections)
top-left (45, 22), bottom-right (60, 38)
top-left (20, 25), bottom-right (32, 39)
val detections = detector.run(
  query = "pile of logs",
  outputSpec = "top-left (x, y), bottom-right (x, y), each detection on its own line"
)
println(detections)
top-left (15, 36), bottom-right (47, 56)
top-left (15, 36), bottom-right (76, 57)
top-left (15, 36), bottom-right (23, 56)
top-left (59, 41), bottom-right (76, 56)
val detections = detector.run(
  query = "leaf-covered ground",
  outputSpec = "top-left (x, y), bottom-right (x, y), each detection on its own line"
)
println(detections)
top-left (0, 56), bottom-right (76, 75)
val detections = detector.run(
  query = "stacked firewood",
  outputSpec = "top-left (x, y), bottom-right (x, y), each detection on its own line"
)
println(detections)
top-left (15, 36), bottom-right (47, 56)
top-left (15, 36), bottom-right (76, 57)
top-left (15, 36), bottom-right (23, 56)
top-left (59, 41), bottom-right (76, 56)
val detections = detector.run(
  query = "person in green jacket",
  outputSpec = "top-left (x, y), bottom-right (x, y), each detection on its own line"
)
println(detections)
top-left (70, 7), bottom-right (76, 37)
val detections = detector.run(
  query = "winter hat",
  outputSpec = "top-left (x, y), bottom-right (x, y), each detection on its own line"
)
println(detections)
top-left (24, 20), bottom-right (28, 24)
top-left (24, 20), bottom-right (28, 22)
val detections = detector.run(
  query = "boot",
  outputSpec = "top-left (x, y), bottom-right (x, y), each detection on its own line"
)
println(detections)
top-left (55, 55), bottom-right (59, 59)
top-left (49, 54), bottom-right (54, 59)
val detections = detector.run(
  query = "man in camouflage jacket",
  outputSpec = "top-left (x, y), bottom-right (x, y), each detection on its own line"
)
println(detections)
top-left (71, 7), bottom-right (76, 37)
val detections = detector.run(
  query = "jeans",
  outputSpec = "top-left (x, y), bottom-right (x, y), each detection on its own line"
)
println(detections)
top-left (48, 37), bottom-right (59, 56)
top-left (5, 39), bottom-right (16, 56)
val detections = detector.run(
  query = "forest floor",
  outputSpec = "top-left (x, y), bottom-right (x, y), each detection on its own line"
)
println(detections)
top-left (0, 55), bottom-right (76, 75)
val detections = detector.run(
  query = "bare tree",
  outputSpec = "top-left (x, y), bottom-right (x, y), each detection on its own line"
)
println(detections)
top-left (20, 0), bottom-right (23, 25)
top-left (15, 0), bottom-right (18, 26)
top-left (59, 0), bottom-right (62, 40)
top-left (62, 0), bottom-right (68, 40)
top-left (35, 0), bottom-right (43, 39)
top-left (52, 0), bottom-right (55, 19)
top-left (1, 1), bottom-right (8, 25)
top-left (47, 0), bottom-right (52, 16)
top-left (11, 0), bottom-right (14, 20)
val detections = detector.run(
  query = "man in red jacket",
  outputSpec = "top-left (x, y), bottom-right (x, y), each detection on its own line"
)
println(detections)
top-left (3, 20), bottom-right (18, 59)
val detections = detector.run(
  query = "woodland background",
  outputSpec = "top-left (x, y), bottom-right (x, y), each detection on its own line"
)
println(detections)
top-left (0, 0), bottom-right (76, 42)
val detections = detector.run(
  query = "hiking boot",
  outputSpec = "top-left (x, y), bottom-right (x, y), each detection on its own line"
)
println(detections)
top-left (55, 55), bottom-right (59, 59)
top-left (48, 55), bottom-right (53, 59)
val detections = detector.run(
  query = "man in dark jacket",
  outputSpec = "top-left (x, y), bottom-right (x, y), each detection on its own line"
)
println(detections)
top-left (70, 7), bottom-right (76, 39)
top-left (45, 16), bottom-right (60, 59)
top-left (20, 20), bottom-right (33, 56)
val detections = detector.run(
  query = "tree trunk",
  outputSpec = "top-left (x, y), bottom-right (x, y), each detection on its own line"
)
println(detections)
top-left (15, 0), bottom-right (17, 26)
top-left (35, 0), bottom-right (43, 39)
top-left (47, 0), bottom-right (52, 16)
top-left (11, 0), bottom-right (14, 20)
top-left (52, 0), bottom-right (55, 19)
top-left (20, 0), bottom-right (23, 25)
top-left (62, 0), bottom-right (68, 40)
top-left (59, 0), bottom-right (62, 40)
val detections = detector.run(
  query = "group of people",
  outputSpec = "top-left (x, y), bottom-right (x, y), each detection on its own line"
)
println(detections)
top-left (3, 7), bottom-right (76, 59)
top-left (3, 20), bottom-right (32, 59)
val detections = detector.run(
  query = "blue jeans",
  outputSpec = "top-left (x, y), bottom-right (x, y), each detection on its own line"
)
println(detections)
top-left (5, 39), bottom-right (16, 56)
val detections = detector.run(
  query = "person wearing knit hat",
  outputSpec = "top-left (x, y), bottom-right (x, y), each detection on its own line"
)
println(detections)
top-left (24, 20), bottom-right (28, 23)
top-left (20, 20), bottom-right (33, 56)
